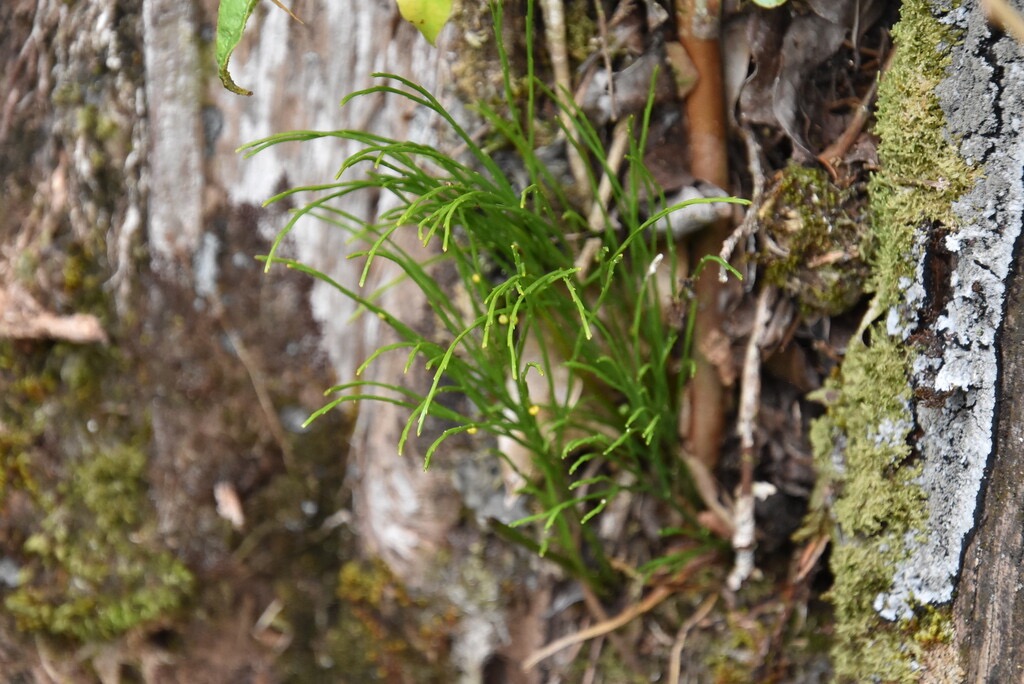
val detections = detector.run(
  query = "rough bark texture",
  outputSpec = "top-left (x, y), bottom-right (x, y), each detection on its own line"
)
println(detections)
top-left (948, 8), bottom-right (1024, 659)
top-left (874, 0), bottom-right (1024, 618)
top-left (955, 238), bottom-right (1024, 683)
top-left (1, 0), bottom-right (540, 680)
top-left (941, 5), bottom-right (1024, 679)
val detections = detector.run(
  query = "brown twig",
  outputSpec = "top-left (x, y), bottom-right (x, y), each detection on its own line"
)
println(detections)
top-left (675, 0), bottom-right (732, 472)
top-left (269, 0), bottom-right (304, 24)
top-left (719, 126), bottom-right (767, 280)
top-left (580, 636), bottom-right (604, 684)
top-left (524, 552), bottom-right (715, 671)
top-left (680, 451), bottom-right (733, 534)
top-left (753, 533), bottom-right (830, 676)
top-left (795, 533), bottom-right (831, 585)
top-left (817, 46), bottom-right (895, 179)
top-left (523, 584), bottom-right (675, 671)
top-left (212, 300), bottom-right (296, 472)
top-left (667, 594), bottom-right (719, 684)
top-left (580, 581), bottom-right (642, 673)
top-left (587, 118), bottom-right (632, 232)
top-left (576, 118), bottom-right (633, 275)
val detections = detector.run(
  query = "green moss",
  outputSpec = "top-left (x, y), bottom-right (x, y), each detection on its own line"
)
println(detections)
top-left (869, 0), bottom-right (977, 309)
top-left (6, 444), bottom-right (194, 641)
top-left (828, 542), bottom-right (915, 681)
top-left (828, 335), bottom-right (922, 536)
top-left (75, 104), bottom-right (123, 157)
top-left (909, 605), bottom-right (953, 649)
top-left (705, 611), bottom-right (762, 682)
top-left (760, 162), bottom-right (869, 317)
top-left (327, 558), bottom-right (455, 682)
top-left (810, 1), bottom-right (976, 681)
top-left (565, 0), bottom-right (597, 63)
top-left (0, 336), bottom-right (191, 646)
top-left (812, 333), bottom-right (926, 683)
top-left (52, 82), bottom-right (83, 107)
top-left (0, 224), bottom-right (190, 646)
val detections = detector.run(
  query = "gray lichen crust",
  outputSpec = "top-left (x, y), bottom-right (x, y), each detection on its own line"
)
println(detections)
top-left (876, 1), bottom-right (1024, 620)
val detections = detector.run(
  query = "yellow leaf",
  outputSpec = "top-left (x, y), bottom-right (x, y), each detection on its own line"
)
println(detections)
top-left (395, 0), bottom-right (453, 46)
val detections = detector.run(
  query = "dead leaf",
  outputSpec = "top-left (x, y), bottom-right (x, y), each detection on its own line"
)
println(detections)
top-left (578, 45), bottom-right (678, 125)
top-left (739, 5), bottom-right (871, 156)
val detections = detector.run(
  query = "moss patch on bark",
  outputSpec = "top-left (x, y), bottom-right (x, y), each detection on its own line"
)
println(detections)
top-left (811, 0), bottom-right (978, 680)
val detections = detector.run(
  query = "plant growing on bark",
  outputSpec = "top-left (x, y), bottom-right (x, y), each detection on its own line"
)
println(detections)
top-left (243, 2), bottom-right (743, 590)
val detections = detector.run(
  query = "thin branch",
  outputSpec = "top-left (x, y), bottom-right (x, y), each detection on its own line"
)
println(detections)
top-left (524, 552), bottom-right (716, 671)
top-left (269, 0), bottom-right (304, 24)
top-left (675, 0), bottom-right (732, 472)
top-left (576, 118), bottom-right (633, 275)
top-left (817, 45), bottom-right (895, 179)
top-left (580, 581), bottom-right (642, 673)
top-left (727, 286), bottom-right (775, 591)
top-left (587, 118), bottom-right (632, 232)
top-left (667, 594), bottom-right (718, 684)
top-left (680, 451), bottom-right (733, 533)
top-left (719, 126), bottom-right (765, 280)
top-left (212, 299), bottom-right (297, 471)
top-left (540, 0), bottom-right (590, 196)
top-left (523, 584), bottom-right (674, 671)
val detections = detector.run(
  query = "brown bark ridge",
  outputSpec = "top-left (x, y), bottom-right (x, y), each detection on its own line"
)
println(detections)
top-left (954, 241), bottom-right (1024, 682)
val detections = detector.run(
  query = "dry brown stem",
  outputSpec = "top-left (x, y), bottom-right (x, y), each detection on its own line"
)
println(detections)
top-left (675, 0), bottom-right (732, 471)
top-left (666, 594), bottom-right (718, 684)
top-left (212, 298), bottom-right (297, 471)
top-left (576, 118), bottom-right (633, 275)
top-left (817, 46), bottom-right (894, 178)
top-left (727, 286), bottom-right (775, 591)
top-left (523, 553), bottom-right (714, 671)
top-left (523, 585), bottom-right (674, 671)
top-left (718, 126), bottom-right (765, 280)
top-left (580, 582), bottom-right (642, 673)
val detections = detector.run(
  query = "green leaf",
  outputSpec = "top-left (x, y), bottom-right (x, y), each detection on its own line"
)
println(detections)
top-left (216, 0), bottom-right (260, 96)
top-left (751, 0), bottom-right (788, 7)
top-left (396, 0), bottom-right (453, 45)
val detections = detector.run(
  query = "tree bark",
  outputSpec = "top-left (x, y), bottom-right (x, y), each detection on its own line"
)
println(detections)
top-left (1, 0), bottom-right (535, 679)
top-left (944, 7), bottom-right (1024, 662)
top-left (955, 241), bottom-right (1024, 682)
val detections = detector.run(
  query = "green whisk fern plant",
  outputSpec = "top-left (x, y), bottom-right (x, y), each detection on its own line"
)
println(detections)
top-left (243, 2), bottom-right (744, 591)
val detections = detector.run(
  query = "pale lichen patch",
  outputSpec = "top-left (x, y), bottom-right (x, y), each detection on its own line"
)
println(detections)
top-left (882, 0), bottom-right (1024, 627)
